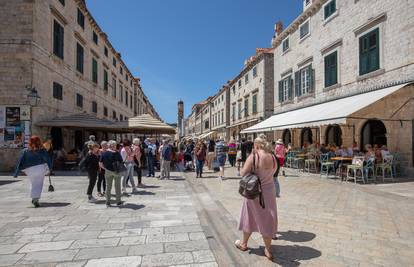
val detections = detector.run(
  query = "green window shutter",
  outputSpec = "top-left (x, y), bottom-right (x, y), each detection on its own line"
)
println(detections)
top-left (369, 28), bottom-right (380, 72)
top-left (294, 71), bottom-right (301, 97)
top-left (359, 36), bottom-right (368, 75)
top-left (288, 78), bottom-right (293, 99)
top-left (332, 52), bottom-right (337, 85)
top-left (308, 64), bottom-right (314, 92)
top-left (324, 55), bottom-right (329, 88)
top-left (278, 81), bottom-right (283, 102)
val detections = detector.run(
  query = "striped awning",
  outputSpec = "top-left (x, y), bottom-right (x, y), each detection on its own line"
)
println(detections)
top-left (114, 114), bottom-right (176, 134)
top-left (36, 113), bottom-right (115, 130)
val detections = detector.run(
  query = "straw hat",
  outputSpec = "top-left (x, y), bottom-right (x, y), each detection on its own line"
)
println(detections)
top-left (276, 139), bottom-right (283, 145)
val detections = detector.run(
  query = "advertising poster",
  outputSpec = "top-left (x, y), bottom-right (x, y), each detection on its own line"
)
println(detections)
top-left (6, 107), bottom-right (20, 127)
top-left (5, 127), bottom-right (15, 141)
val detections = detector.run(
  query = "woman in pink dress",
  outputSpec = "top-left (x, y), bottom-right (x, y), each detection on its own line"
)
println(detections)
top-left (235, 134), bottom-right (278, 261)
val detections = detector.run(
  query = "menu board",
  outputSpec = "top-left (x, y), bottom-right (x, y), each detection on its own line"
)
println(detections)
top-left (0, 106), bottom-right (25, 148)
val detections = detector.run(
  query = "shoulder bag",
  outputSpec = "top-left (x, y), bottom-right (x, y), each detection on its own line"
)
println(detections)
top-left (238, 152), bottom-right (265, 208)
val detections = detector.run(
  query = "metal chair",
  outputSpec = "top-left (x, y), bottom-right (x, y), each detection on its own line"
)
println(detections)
top-left (286, 151), bottom-right (296, 168)
top-left (364, 157), bottom-right (376, 183)
top-left (320, 153), bottom-right (334, 177)
top-left (346, 156), bottom-right (365, 184)
top-left (375, 155), bottom-right (394, 182)
top-left (304, 153), bottom-right (317, 174)
top-left (391, 153), bottom-right (402, 177)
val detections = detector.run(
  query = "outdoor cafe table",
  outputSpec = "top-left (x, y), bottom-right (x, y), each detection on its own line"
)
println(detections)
top-left (331, 157), bottom-right (353, 180)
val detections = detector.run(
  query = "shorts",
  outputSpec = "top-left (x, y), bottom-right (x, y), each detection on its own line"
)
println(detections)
top-left (217, 155), bottom-right (226, 167)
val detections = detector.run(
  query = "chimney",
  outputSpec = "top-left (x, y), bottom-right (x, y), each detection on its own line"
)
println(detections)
top-left (275, 21), bottom-right (283, 37)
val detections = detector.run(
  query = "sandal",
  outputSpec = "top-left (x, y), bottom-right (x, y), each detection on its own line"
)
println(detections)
top-left (234, 240), bottom-right (248, 252)
top-left (264, 248), bottom-right (273, 261)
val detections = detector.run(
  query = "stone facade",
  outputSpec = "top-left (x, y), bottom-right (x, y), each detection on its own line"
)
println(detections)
top-left (229, 51), bottom-right (274, 140)
top-left (211, 87), bottom-right (230, 140)
top-left (271, 0), bottom-right (414, 175)
top-left (0, 0), bottom-right (160, 171)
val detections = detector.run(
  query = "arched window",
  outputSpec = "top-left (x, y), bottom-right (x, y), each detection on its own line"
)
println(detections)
top-left (301, 128), bottom-right (313, 147)
top-left (282, 129), bottom-right (291, 145)
top-left (326, 125), bottom-right (342, 146)
top-left (361, 120), bottom-right (387, 150)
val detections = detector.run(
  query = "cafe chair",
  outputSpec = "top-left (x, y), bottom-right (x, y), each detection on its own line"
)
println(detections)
top-left (304, 153), bottom-right (317, 174)
top-left (364, 157), bottom-right (376, 183)
top-left (346, 156), bottom-right (365, 184)
top-left (286, 151), bottom-right (296, 168)
top-left (375, 155), bottom-right (394, 182)
top-left (320, 153), bottom-right (334, 177)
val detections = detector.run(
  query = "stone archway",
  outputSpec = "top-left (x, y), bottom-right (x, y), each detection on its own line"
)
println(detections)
top-left (360, 119), bottom-right (387, 150)
top-left (301, 127), bottom-right (313, 147)
top-left (325, 125), bottom-right (342, 146)
top-left (282, 129), bottom-right (291, 145)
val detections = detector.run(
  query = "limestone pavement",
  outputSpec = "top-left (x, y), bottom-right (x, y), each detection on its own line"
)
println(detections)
top-left (0, 172), bottom-right (217, 267)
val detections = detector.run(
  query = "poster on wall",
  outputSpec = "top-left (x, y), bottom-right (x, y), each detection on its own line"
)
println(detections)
top-left (20, 106), bottom-right (31, 121)
top-left (5, 127), bottom-right (15, 141)
top-left (0, 106), bottom-right (5, 128)
top-left (6, 107), bottom-right (20, 127)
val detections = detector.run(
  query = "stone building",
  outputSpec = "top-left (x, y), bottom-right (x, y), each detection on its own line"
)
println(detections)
top-left (229, 49), bottom-right (275, 140)
top-left (0, 0), bottom-right (159, 170)
top-left (210, 86), bottom-right (230, 140)
top-left (243, 0), bottom-right (414, 175)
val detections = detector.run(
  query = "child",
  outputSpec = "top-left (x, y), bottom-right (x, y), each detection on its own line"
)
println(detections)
top-left (83, 142), bottom-right (100, 203)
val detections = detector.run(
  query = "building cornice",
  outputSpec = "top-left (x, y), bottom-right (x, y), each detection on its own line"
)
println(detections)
top-left (229, 52), bottom-right (274, 87)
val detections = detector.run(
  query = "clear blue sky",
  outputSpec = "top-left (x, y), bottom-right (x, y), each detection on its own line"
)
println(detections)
top-left (87, 0), bottom-right (303, 123)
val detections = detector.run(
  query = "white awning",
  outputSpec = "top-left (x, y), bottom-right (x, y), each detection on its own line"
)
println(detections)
top-left (241, 83), bottom-right (409, 134)
top-left (199, 131), bottom-right (216, 139)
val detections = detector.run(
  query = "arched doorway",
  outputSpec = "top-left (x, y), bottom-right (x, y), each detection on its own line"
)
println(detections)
top-left (301, 128), bottom-right (313, 147)
top-left (282, 129), bottom-right (291, 145)
top-left (361, 120), bottom-right (387, 150)
top-left (50, 127), bottom-right (63, 150)
top-left (326, 125), bottom-right (342, 146)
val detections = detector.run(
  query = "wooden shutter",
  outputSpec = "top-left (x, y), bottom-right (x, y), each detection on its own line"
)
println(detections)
top-left (359, 35), bottom-right (369, 75)
top-left (308, 64), bottom-right (314, 92)
top-left (278, 80), bottom-right (283, 102)
top-left (294, 71), bottom-right (301, 97)
top-left (288, 78), bottom-right (293, 99)
top-left (369, 28), bottom-right (380, 72)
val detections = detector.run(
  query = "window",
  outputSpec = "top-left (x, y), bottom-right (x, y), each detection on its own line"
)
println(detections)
top-left (58, 0), bottom-right (65, 6)
top-left (92, 31), bottom-right (98, 45)
top-left (253, 66), bottom-right (257, 78)
top-left (104, 47), bottom-right (108, 57)
top-left (278, 76), bottom-right (292, 102)
top-left (359, 28), bottom-right (380, 75)
top-left (221, 109), bottom-right (224, 123)
top-left (130, 95), bottom-right (133, 109)
top-left (76, 93), bottom-right (83, 108)
top-left (92, 58), bottom-right (98, 84)
top-left (120, 114), bottom-right (123, 121)
top-left (77, 9), bottom-right (84, 29)
top-left (238, 102), bottom-right (242, 120)
top-left (205, 121), bottom-right (209, 130)
top-left (244, 98), bottom-right (249, 117)
top-left (92, 101), bottom-right (97, 113)
top-left (112, 111), bottom-right (117, 120)
top-left (324, 0), bottom-right (336, 20)
top-left (324, 51), bottom-right (338, 87)
top-left (120, 85), bottom-right (123, 102)
top-left (120, 67), bottom-right (123, 75)
top-left (300, 20), bottom-right (310, 39)
top-left (294, 65), bottom-right (314, 97)
top-left (245, 73), bottom-right (249, 84)
top-left (76, 43), bottom-right (84, 74)
top-left (282, 37), bottom-right (289, 53)
top-left (112, 57), bottom-right (116, 67)
top-left (103, 69), bottom-right (108, 91)
top-left (222, 95), bottom-right (224, 101)
top-left (238, 80), bottom-right (242, 88)
top-left (126, 75), bottom-right (128, 81)
top-left (252, 94), bottom-right (257, 114)
top-left (103, 106), bottom-right (108, 117)
top-left (112, 78), bottom-right (116, 97)
top-left (53, 20), bottom-right (64, 59)
top-left (125, 91), bottom-right (128, 106)
top-left (232, 86), bottom-right (236, 94)
top-left (232, 104), bottom-right (236, 121)
top-left (53, 82), bottom-right (63, 100)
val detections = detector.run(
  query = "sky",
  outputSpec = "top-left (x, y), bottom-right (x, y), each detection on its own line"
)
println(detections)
top-left (87, 0), bottom-right (303, 123)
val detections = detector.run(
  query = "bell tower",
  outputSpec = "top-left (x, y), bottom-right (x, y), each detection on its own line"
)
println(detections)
top-left (177, 100), bottom-right (184, 138)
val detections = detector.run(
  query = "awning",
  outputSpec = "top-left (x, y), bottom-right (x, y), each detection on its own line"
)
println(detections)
top-left (36, 113), bottom-right (115, 130)
top-left (227, 118), bottom-right (258, 129)
top-left (241, 83), bottom-right (409, 134)
top-left (199, 131), bottom-right (216, 139)
top-left (114, 114), bottom-right (176, 134)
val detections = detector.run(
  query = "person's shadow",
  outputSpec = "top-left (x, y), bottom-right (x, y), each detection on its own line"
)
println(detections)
top-left (37, 202), bottom-right (71, 208)
top-left (249, 244), bottom-right (321, 266)
top-left (277, 231), bottom-right (316, 243)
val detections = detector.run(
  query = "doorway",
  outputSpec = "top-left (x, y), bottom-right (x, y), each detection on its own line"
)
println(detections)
top-left (50, 127), bottom-right (63, 150)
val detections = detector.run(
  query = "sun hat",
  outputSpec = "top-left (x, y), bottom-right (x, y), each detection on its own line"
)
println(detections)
top-left (276, 139), bottom-right (283, 145)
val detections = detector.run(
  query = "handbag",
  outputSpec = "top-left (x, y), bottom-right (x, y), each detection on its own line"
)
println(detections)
top-left (239, 152), bottom-right (265, 208)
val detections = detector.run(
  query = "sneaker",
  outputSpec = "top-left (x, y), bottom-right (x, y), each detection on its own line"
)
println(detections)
top-left (116, 202), bottom-right (123, 206)
top-left (126, 184), bottom-right (131, 188)
top-left (122, 188), bottom-right (127, 193)
top-left (137, 183), bottom-right (145, 188)
top-left (31, 199), bottom-right (40, 208)
top-left (88, 196), bottom-right (97, 203)
top-left (97, 192), bottom-right (104, 197)
top-left (282, 170), bottom-right (286, 176)
top-left (106, 202), bottom-right (111, 207)
top-left (132, 188), bottom-right (138, 194)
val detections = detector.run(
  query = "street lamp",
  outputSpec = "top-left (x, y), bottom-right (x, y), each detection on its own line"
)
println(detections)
top-left (26, 87), bottom-right (41, 107)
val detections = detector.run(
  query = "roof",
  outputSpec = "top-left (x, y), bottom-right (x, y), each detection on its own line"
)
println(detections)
top-left (36, 113), bottom-right (115, 130)
top-left (114, 114), bottom-right (176, 134)
top-left (241, 83), bottom-right (410, 133)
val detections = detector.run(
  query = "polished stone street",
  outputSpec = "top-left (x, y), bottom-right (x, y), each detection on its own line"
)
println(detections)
top-left (0, 168), bottom-right (414, 266)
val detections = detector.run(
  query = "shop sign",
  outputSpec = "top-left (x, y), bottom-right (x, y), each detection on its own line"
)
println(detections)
top-left (0, 106), bottom-right (25, 148)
